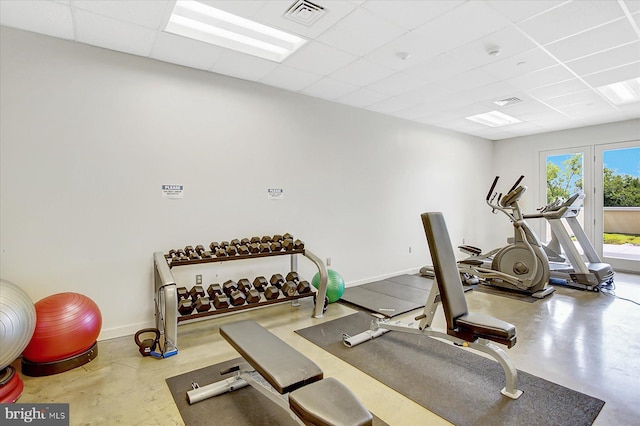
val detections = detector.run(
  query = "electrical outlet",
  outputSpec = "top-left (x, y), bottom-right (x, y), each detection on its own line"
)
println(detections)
top-left (196, 274), bottom-right (202, 285)
top-left (409, 246), bottom-right (412, 253)
top-left (326, 257), bottom-right (331, 266)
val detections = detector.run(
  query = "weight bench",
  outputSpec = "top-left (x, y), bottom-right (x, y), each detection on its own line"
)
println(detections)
top-left (343, 212), bottom-right (523, 399)
top-left (188, 320), bottom-right (373, 426)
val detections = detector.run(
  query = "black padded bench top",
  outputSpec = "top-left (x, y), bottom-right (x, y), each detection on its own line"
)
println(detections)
top-left (289, 377), bottom-right (373, 426)
top-left (456, 312), bottom-right (517, 347)
top-left (219, 320), bottom-right (323, 394)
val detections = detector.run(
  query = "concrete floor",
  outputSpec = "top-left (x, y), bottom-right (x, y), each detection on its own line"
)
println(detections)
top-left (13, 272), bottom-right (640, 425)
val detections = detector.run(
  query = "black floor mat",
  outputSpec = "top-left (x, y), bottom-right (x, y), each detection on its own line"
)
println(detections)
top-left (296, 312), bottom-right (605, 426)
top-left (166, 357), bottom-right (389, 426)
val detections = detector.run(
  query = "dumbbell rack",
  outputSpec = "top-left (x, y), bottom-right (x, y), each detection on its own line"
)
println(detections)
top-left (153, 238), bottom-right (328, 357)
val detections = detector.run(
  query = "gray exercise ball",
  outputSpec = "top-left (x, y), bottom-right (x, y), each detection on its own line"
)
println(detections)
top-left (0, 279), bottom-right (37, 370)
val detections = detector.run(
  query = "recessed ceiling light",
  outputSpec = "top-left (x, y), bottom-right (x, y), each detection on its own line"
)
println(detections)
top-left (596, 77), bottom-right (640, 105)
top-left (165, 0), bottom-right (307, 63)
top-left (465, 111), bottom-right (522, 127)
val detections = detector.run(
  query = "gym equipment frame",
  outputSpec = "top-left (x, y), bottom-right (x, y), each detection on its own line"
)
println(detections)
top-left (524, 192), bottom-right (614, 291)
top-left (153, 241), bottom-right (328, 358)
top-left (344, 212), bottom-right (523, 400)
top-left (457, 176), bottom-right (554, 299)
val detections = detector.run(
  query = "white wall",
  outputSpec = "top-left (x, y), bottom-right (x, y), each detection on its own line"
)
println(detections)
top-left (0, 27), bottom-right (495, 339)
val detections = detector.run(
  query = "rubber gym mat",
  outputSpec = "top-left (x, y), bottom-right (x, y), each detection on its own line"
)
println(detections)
top-left (385, 273), bottom-right (434, 289)
top-left (340, 285), bottom-right (428, 317)
top-left (166, 357), bottom-right (388, 426)
top-left (340, 274), bottom-right (471, 317)
top-left (296, 312), bottom-right (605, 426)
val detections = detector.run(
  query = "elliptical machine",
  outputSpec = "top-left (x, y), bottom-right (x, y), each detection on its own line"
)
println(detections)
top-left (458, 176), bottom-right (555, 299)
top-left (523, 192), bottom-right (614, 291)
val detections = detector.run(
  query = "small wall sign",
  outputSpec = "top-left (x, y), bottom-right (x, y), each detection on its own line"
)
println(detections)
top-left (267, 188), bottom-right (284, 200)
top-left (162, 185), bottom-right (184, 199)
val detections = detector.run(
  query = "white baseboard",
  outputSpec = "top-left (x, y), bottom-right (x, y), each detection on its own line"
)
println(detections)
top-left (98, 320), bottom-right (155, 341)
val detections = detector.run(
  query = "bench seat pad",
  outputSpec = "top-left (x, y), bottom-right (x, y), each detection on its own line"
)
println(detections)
top-left (289, 377), bottom-right (373, 426)
top-left (456, 312), bottom-right (516, 340)
top-left (219, 320), bottom-right (323, 394)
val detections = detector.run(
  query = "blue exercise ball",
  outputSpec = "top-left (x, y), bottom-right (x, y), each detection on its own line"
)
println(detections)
top-left (311, 269), bottom-right (345, 303)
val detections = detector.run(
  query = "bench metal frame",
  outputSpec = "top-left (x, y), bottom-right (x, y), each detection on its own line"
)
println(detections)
top-left (343, 280), bottom-right (522, 399)
top-left (343, 212), bottom-right (523, 400)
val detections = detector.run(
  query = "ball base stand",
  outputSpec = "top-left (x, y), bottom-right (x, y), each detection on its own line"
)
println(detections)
top-left (21, 341), bottom-right (98, 377)
top-left (0, 366), bottom-right (24, 403)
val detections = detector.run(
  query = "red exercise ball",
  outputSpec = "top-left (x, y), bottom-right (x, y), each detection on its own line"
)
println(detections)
top-left (22, 293), bottom-right (102, 363)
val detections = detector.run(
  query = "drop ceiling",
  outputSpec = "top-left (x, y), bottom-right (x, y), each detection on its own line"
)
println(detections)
top-left (1, 0), bottom-right (639, 140)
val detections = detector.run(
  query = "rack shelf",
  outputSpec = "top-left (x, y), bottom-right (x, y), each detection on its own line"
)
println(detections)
top-left (153, 236), bottom-right (328, 357)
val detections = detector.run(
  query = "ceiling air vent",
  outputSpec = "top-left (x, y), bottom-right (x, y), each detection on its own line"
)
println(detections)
top-left (494, 97), bottom-right (523, 107)
top-left (284, 0), bottom-right (326, 27)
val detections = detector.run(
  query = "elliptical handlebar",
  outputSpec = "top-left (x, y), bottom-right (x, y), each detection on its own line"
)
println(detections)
top-left (485, 175), bottom-right (528, 221)
top-left (486, 176), bottom-right (500, 201)
top-left (507, 175), bottom-right (525, 194)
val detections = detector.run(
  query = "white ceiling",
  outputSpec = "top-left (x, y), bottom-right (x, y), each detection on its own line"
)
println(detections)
top-left (1, 0), bottom-right (639, 140)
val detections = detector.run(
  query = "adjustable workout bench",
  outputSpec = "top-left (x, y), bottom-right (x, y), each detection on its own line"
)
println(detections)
top-left (188, 320), bottom-right (373, 426)
top-left (343, 212), bottom-right (523, 399)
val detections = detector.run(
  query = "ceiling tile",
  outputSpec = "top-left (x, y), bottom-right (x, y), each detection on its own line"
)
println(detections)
top-left (517, 0), bottom-right (628, 45)
top-left (480, 48), bottom-right (557, 80)
top-left (150, 32), bottom-right (224, 71)
top-left (464, 81), bottom-right (523, 104)
top-left (259, 64), bottom-right (323, 92)
top-left (364, 31), bottom-right (449, 71)
top-left (410, 1), bottom-right (512, 52)
top-left (566, 42), bottom-right (640, 77)
top-left (403, 52), bottom-right (473, 84)
top-left (367, 71), bottom-right (428, 96)
top-left (544, 90), bottom-right (606, 108)
top-left (0, 0), bottom-right (74, 40)
top-left (528, 78), bottom-right (590, 101)
top-left (74, 9), bottom-right (157, 57)
top-left (336, 87), bottom-right (388, 107)
top-left (391, 84), bottom-right (456, 119)
top-left (316, 7), bottom-right (406, 56)
top-left (72, 0), bottom-right (171, 30)
top-left (507, 107), bottom-right (569, 123)
top-left (284, 41), bottom-right (357, 75)
top-left (329, 58), bottom-right (396, 87)
top-left (449, 26), bottom-right (538, 69)
top-left (362, 0), bottom-right (464, 30)
top-left (367, 94), bottom-right (422, 115)
top-left (623, 1), bottom-right (640, 13)
top-left (301, 77), bottom-right (358, 100)
top-left (433, 69), bottom-right (498, 93)
top-left (507, 65), bottom-right (575, 91)
top-left (555, 96), bottom-right (620, 119)
top-left (544, 18), bottom-right (637, 62)
top-left (486, 0), bottom-right (565, 23)
top-left (211, 50), bottom-right (279, 82)
top-left (582, 62), bottom-right (640, 87)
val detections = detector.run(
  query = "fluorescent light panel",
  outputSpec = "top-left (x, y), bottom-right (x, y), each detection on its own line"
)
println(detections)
top-left (165, 0), bottom-right (307, 63)
top-left (465, 111), bottom-right (522, 127)
top-left (596, 77), bottom-right (640, 105)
